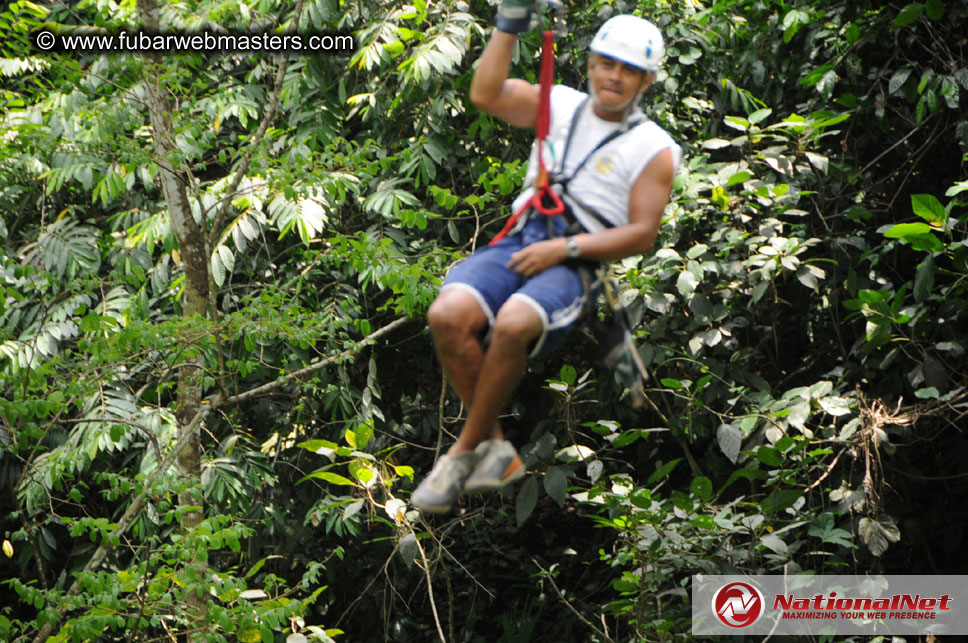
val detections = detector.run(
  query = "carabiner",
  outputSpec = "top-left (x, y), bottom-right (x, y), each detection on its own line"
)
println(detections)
top-left (533, 185), bottom-right (565, 216)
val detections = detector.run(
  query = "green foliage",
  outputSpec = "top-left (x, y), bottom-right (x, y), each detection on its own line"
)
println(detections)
top-left (1, 0), bottom-right (966, 640)
top-left (9, 478), bottom-right (330, 643)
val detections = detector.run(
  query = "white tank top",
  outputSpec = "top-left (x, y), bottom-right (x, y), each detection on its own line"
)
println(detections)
top-left (511, 85), bottom-right (682, 234)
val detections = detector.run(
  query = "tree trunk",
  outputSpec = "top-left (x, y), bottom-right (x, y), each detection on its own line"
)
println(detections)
top-left (136, 0), bottom-right (209, 632)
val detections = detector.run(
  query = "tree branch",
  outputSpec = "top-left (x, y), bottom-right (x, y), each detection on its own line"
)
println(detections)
top-left (31, 398), bottom-right (210, 643)
top-left (532, 558), bottom-right (615, 643)
top-left (224, 317), bottom-right (411, 406)
top-left (30, 315), bottom-right (410, 643)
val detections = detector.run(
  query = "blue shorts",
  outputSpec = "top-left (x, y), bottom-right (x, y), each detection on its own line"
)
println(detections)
top-left (440, 215), bottom-right (601, 359)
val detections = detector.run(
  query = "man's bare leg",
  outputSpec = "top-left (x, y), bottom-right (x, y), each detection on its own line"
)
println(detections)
top-left (427, 289), bottom-right (504, 441)
top-left (413, 297), bottom-right (540, 512)
top-left (449, 298), bottom-right (542, 455)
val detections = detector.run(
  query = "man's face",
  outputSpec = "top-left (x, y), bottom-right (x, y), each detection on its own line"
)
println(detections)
top-left (587, 54), bottom-right (654, 119)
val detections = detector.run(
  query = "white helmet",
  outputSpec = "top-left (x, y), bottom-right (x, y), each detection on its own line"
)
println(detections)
top-left (589, 15), bottom-right (665, 74)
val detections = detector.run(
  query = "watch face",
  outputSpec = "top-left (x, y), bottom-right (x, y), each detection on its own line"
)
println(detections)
top-left (567, 238), bottom-right (580, 258)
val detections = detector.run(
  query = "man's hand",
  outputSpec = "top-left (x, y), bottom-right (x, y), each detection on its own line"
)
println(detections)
top-left (507, 238), bottom-right (567, 278)
top-left (495, 0), bottom-right (535, 34)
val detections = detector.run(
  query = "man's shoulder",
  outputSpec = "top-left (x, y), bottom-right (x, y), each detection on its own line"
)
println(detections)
top-left (550, 84), bottom-right (587, 108)
top-left (623, 121), bottom-right (683, 175)
top-left (627, 117), bottom-right (679, 148)
top-left (552, 84), bottom-right (586, 97)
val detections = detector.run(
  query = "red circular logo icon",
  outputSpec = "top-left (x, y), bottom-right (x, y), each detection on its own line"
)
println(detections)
top-left (712, 581), bottom-right (765, 628)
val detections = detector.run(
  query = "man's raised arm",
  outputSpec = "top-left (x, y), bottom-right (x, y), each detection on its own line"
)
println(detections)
top-left (469, 10), bottom-right (540, 128)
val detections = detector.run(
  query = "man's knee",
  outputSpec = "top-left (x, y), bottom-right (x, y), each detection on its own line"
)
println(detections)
top-left (428, 290), bottom-right (486, 341)
top-left (491, 299), bottom-right (542, 349)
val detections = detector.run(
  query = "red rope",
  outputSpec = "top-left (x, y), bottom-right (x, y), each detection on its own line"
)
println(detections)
top-left (490, 30), bottom-right (564, 246)
top-left (535, 28), bottom-right (554, 142)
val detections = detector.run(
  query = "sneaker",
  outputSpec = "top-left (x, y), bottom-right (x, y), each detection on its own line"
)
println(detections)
top-left (411, 451), bottom-right (479, 514)
top-left (463, 439), bottom-right (525, 495)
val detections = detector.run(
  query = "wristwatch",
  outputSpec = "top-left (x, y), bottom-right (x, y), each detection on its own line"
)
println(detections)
top-left (565, 236), bottom-right (581, 259)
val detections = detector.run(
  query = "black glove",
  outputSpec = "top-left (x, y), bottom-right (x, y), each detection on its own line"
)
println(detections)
top-left (495, 0), bottom-right (535, 34)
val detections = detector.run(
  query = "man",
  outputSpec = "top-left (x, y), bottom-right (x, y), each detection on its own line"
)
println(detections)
top-left (411, 3), bottom-right (681, 513)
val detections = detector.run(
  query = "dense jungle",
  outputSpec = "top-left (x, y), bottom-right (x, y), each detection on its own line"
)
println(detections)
top-left (1, 0), bottom-right (966, 641)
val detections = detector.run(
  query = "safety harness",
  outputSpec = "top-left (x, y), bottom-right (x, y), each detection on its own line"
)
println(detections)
top-left (489, 30), bottom-right (645, 245)
top-left (487, 28), bottom-right (652, 405)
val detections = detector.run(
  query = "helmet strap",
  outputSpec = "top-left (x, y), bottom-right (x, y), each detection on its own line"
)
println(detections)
top-left (618, 89), bottom-right (647, 131)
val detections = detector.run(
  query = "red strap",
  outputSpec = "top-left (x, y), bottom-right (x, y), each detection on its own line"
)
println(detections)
top-left (535, 29), bottom-right (554, 145)
top-left (490, 30), bottom-right (559, 246)
top-left (489, 185), bottom-right (565, 246)
top-left (489, 197), bottom-right (535, 245)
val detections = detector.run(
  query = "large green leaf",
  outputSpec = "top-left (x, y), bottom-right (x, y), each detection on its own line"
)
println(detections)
top-left (543, 466), bottom-right (568, 507)
top-left (883, 222), bottom-right (932, 238)
top-left (894, 3), bottom-right (924, 26)
top-left (516, 476), bottom-right (538, 526)
top-left (299, 470), bottom-right (355, 486)
top-left (911, 193), bottom-right (946, 226)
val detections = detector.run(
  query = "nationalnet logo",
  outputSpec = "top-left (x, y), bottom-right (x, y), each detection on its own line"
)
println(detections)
top-left (694, 575), bottom-right (968, 635)
top-left (773, 591), bottom-right (952, 621)
top-left (712, 581), bottom-right (765, 628)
